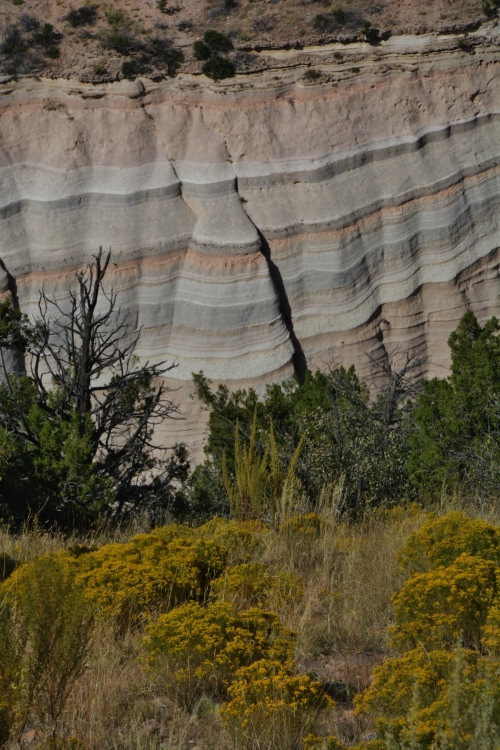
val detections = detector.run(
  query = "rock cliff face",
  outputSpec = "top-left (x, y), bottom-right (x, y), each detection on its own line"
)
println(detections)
top-left (1, 27), bottom-right (500, 453)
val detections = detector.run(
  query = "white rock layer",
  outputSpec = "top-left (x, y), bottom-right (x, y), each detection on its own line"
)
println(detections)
top-left (1, 30), bottom-right (500, 453)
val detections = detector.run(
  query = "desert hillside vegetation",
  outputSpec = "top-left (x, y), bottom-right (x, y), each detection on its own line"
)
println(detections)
top-left (2, 255), bottom-right (500, 748)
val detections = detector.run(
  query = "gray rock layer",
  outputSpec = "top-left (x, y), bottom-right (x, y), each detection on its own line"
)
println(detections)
top-left (1, 31), bottom-right (500, 454)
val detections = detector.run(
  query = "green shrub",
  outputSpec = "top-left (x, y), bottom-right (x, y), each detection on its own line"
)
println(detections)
top-left (122, 59), bottom-right (138, 78)
top-left (45, 44), bottom-right (60, 59)
top-left (0, 25), bottom-right (26, 57)
top-left (203, 28), bottom-right (233, 52)
top-left (332, 7), bottom-right (347, 22)
top-left (146, 36), bottom-right (184, 75)
top-left (202, 55), bottom-right (235, 80)
top-left (177, 19), bottom-right (193, 31)
top-left (141, 600), bottom-right (296, 706)
top-left (32, 23), bottom-right (57, 47)
top-left (193, 39), bottom-right (211, 59)
top-left (193, 30), bottom-right (233, 75)
top-left (313, 14), bottom-right (333, 32)
top-left (303, 68), bottom-right (321, 81)
top-left (102, 28), bottom-right (137, 54)
top-left (313, 10), bottom-right (346, 32)
top-left (66, 6), bottom-right (97, 27)
top-left (482, 0), bottom-right (499, 17)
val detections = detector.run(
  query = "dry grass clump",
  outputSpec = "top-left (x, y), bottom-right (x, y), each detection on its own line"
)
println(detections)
top-left (3, 498), bottom-right (500, 749)
top-left (263, 506), bottom-right (425, 657)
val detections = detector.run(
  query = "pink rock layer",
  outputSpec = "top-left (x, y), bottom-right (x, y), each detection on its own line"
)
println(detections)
top-left (0, 30), bottom-right (499, 456)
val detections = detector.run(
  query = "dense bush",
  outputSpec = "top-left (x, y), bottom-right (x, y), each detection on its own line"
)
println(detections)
top-left (75, 529), bottom-right (226, 624)
top-left (195, 517), bottom-right (266, 564)
top-left (390, 553), bottom-right (498, 651)
top-left (220, 659), bottom-right (333, 750)
top-left (410, 312), bottom-right (500, 499)
top-left (141, 601), bottom-right (296, 705)
top-left (66, 6), bottom-right (98, 27)
top-left (193, 30), bottom-right (234, 80)
top-left (192, 361), bottom-right (417, 519)
top-left (354, 511), bottom-right (500, 748)
top-left (355, 647), bottom-right (496, 745)
top-left (398, 511), bottom-right (500, 575)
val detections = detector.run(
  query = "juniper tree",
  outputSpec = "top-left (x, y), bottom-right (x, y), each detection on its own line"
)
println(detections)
top-left (0, 249), bottom-right (188, 528)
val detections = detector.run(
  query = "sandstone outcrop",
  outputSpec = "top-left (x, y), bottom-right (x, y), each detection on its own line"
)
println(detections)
top-left (1, 26), bottom-right (500, 454)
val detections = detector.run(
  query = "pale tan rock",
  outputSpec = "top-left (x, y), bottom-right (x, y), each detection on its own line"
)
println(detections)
top-left (1, 30), bottom-right (500, 455)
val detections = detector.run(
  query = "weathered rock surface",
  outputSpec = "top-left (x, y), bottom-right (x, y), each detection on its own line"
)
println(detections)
top-left (1, 27), bottom-right (500, 454)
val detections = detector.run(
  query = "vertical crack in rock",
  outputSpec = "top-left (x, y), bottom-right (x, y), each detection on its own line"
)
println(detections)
top-left (232, 171), bottom-right (307, 383)
top-left (256, 228), bottom-right (307, 384)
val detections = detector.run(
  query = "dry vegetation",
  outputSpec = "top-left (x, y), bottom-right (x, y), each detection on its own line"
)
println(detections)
top-left (2, 493), bottom-right (498, 750)
top-left (0, 0), bottom-right (488, 81)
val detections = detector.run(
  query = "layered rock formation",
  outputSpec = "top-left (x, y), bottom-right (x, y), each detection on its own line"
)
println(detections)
top-left (1, 26), bottom-right (500, 453)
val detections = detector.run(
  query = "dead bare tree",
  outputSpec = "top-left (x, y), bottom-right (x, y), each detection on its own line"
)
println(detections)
top-left (367, 346), bottom-right (428, 427)
top-left (0, 249), bottom-right (188, 526)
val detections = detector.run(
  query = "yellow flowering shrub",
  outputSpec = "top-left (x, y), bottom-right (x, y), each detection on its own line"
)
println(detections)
top-left (355, 647), bottom-right (489, 746)
top-left (211, 563), bottom-right (303, 611)
top-left (390, 553), bottom-right (498, 651)
top-left (219, 659), bottom-right (333, 750)
top-left (0, 552), bottom-right (93, 746)
top-left (398, 512), bottom-right (500, 576)
top-left (141, 601), bottom-right (296, 706)
top-left (195, 518), bottom-right (266, 564)
top-left (75, 534), bottom-right (226, 623)
top-left (482, 599), bottom-right (500, 655)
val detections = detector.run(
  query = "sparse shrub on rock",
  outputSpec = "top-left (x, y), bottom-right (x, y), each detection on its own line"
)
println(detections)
top-left (303, 68), bottom-right (321, 81)
top-left (193, 30), bottom-right (235, 79)
top-left (313, 9), bottom-right (347, 32)
top-left (121, 59), bottom-right (138, 78)
top-left (65, 6), bottom-right (97, 27)
top-left (145, 35), bottom-right (184, 75)
top-left (32, 23), bottom-right (61, 58)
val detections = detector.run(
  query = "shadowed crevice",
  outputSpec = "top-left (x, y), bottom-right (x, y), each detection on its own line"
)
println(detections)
top-left (256, 228), bottom-right (307, 384)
